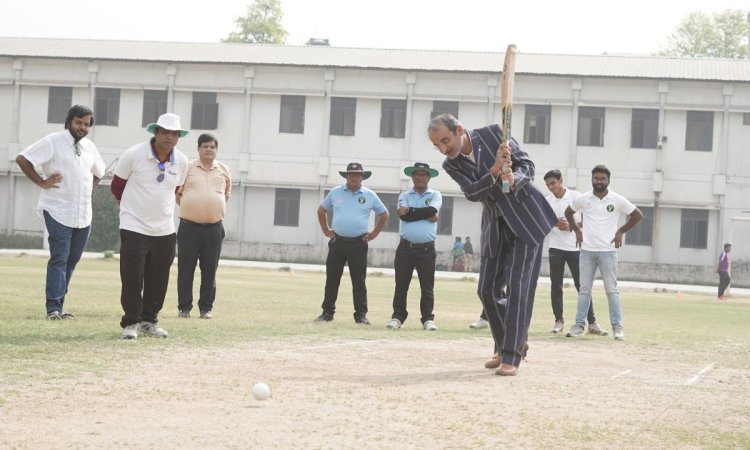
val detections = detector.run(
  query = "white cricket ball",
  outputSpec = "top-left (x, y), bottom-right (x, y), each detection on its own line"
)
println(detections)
top-left (252, 382), bottom-right (270, 400)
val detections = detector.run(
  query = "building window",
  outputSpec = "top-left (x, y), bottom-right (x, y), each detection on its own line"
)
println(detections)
top-left (631, 109), bottom-right (659, 149)
top-left (431, 100), bottom-right (459, 119)
top-left (680, 209), bottom-right (708, 249)
top-left (329, 97), bottom-right (356, 136)
top-left (47, 86), bottom-right (72, 124)
top-left (577, 106), bottom-right (605, 147)
top-left (280, 95), bottom-right (305, 134)
top-left (626, 206), bottom-right (653, 246)
top-left (94, 88), bottom-right (120, 126)
top-left (380, 99), bottom-right (406, 138)
top-left (274, 188), bottom-right (300, 227)
top-left (191, 92), bottom-right (219, 130)
top-left (141, 90), bottom-right (168, 127)
top-left (437, 196), bottom-right (453, 235)
top-left (744, 113), bottom-right (750, 125)
top-left (379, 193), bottom-right (400, 233)
top-left (523, 105), bottom-right (551, 144)
top-left (685, 111), bottom-right (713, 152)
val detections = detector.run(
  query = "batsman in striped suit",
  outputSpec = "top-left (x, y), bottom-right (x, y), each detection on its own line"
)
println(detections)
top-left (428, 114), bottom-right (557, 376)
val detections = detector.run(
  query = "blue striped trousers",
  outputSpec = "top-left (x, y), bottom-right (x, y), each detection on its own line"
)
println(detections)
top-left (477, 219), bottom-right (543, 368)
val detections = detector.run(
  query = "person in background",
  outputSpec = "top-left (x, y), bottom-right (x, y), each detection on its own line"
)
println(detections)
top-left (314, 163), bottom-right (389, 325)
top-left (387, 162), bottom-right (442, 331)
top-left (111, 113), bottom-right (189, 339)
top-left (15, 105), bottom-right (105, 320)
top-left (543, 169), bottom-right (605, 336)
top-left (176, 133), bottom-right (231, 319)
top-left (564, 165), bottom-right (643, 341)
top-left (717, 243), bottom-right (732, 301)
top-left (463, 236), bottom-right (474, 272)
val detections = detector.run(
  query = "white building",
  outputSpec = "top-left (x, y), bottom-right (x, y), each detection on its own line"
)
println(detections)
top-left (1, 37), bottom-right (749, 285)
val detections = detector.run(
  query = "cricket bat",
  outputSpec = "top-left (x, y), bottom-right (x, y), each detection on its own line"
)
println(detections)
top-left (500, 44), bottom-right (517, 193)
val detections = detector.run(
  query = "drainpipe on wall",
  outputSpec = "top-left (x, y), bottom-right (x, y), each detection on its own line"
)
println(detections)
top-left (568, 78), bottom-right (582, 189)
top-left (653, 81), bottom-right (669, 264)
top-left (8, 59), bottom-right (22, 235)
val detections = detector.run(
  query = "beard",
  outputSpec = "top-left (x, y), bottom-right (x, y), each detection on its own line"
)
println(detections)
top-left (593, 184), bottom-right (607, 193)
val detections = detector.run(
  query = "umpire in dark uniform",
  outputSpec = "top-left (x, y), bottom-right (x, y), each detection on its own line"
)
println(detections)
top-left (315, 163), bottom-right (389, 325)
top-left (428, 114), bottom-right (556, 376)
top-left (386, 162), bottom-right (442, 331)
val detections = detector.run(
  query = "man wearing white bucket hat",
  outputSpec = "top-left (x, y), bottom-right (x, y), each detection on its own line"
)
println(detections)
top-left (110, 113), bottom-right (189, 339)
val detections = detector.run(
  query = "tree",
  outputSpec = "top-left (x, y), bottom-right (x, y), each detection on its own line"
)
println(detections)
top-left (223, 0), bottom-right (288, 44)
top-left (659, 9), bottom-right (748, 58)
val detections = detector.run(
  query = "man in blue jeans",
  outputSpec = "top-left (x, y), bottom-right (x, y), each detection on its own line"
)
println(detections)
top-left (15, 105), bottom-right (105, 319)
top-left (564, 165), bottom-right (642, 340)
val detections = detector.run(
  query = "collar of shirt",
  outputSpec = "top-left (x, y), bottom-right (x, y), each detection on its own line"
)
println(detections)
top-left (343, 184), bottom-right (363, 194)
top-left (407, 187), bottom-right (434, 197)
top-left (191, 159), bottom-right (220, 171)
top-left (148, 140), bottom-right (175, 165)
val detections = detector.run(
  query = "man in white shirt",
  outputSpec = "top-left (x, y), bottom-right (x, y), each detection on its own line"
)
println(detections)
top-left (110, 113), bottom-right (189, 339)
top-left (543, 169), bottom-right (605, 336)
top-left (564, 165), bottom-right (643, 340)
top-left (15, 105), bottom-right (105, 320)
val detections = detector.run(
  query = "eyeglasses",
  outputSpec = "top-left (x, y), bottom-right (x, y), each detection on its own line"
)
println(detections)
top-left (157, 161), bottom-right (166, 182)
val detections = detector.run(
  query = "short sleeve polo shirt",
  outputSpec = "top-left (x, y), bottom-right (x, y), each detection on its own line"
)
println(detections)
top-left (321, 184), bottom-right (387, 238)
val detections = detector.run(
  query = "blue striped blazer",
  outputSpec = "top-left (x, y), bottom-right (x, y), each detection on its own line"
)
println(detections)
top-left (442, 124), bottom-right (556, 258)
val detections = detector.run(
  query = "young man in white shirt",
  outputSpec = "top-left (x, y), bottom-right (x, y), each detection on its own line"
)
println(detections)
top-left (564, 165), bottom-right (642, 340)
top-left (16, 105), bottom-right (105, 320)
top-left (543, 169), bottom-right (605, 336)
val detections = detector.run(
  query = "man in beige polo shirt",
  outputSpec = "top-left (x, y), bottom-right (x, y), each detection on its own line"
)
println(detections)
top-left (176, 133), bottom-right (231, 319)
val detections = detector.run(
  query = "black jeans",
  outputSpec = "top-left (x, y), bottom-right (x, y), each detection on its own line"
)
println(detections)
top-left (718, 271), bottom-right (731, 296)
top-left (391, 240), bottom-right (436, 324)
top-left (549, 248), bottom-right (595, 324)
top-left (177, 219), bottom-right (225, 313)
top-left (119, 230), bottom-right (176, 327)
top-left (321, 236), bottom-right (369, 319)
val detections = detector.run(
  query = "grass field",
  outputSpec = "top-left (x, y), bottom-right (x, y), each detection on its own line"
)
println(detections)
top-left (0, 254), bottom-right (748, 449)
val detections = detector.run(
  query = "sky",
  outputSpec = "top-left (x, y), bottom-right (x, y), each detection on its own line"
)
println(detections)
top-left (3, 0), bottom-right (749, 55)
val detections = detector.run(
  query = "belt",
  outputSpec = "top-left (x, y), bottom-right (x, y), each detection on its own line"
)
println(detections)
top-left (401, 238), bottom-right (434, 249)
top-left (334, 233), bottom-right (366, 243)
top-left (181, 218), bottom-right (222, 227)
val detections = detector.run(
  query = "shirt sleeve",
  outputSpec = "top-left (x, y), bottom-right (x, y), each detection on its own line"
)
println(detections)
top-left (91, 144), bottom-right (106, 178)
top-left (113, 149), bottom-right (133, 180)
top-left (430, 191), bottom-right (443, 214)
top-left (371, 192), bottom-right (387, 215)
top-left (321, 189), bottom-right (334, 209)
top-left (19, 136), bottom-right (54, 167)
top-left (617, 193), bottom-right (637, 214)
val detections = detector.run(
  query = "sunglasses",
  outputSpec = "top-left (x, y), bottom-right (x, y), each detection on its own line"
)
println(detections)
top-left (157, 161), bottom-right (166, 182)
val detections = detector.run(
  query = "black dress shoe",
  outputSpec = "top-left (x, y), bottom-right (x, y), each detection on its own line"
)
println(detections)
top-left (314, 313), bottom-right (334, 323)
top-left (354, 316), bottom-right (371, 325)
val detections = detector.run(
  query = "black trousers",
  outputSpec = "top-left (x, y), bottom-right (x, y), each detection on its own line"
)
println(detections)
top-left (119, 230), bottom-right (176, 327)
top-left (177, 219), bottom-right (225, 313)
top-left (549, 248), bottom-right (595, 324)
top-left (321, 236), bottom-right (369, 318)
top-left (718, 271), bottom-right (731, 296)
top-left (391, 240), bottom-right (436, 324)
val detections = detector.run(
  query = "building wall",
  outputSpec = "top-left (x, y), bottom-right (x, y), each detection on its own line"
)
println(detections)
top-left (1, 54), bottom-right (748, 285)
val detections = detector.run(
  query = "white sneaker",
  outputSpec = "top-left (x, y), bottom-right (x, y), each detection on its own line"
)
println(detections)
top-left (386, 318), bottom-right (402, 329)
top-left (140, 321), bottom-right (168, 338)
top-left (613, 325), bottom-right (625, 341)
top-left (120, 323), bottom-right (139, 340)
top-left (469, 318), bottom-right (489, 329)
top-left (423, 320), bottom-right (438, 331)
top-left (551, 320), bottom-right (564, 334)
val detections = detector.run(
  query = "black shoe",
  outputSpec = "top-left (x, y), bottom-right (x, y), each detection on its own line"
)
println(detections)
top-left (314, 313), bottom-right (334, 323)
top-left (354, 316), bottom-right (371, 325)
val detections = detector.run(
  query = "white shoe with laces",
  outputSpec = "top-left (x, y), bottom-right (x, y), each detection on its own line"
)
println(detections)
top-left (140, 321), bottom-right (168, 338)
top-left (469, 318), bottom-right (489, 329)
top-left (423, 320), bottom-right (438, 331)
top-left (386, 318), bottom-right (402, 329)
top-left (120, 323), bottom-right (140, 340)
top-left (613, 325), bottom-right (625, 340)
